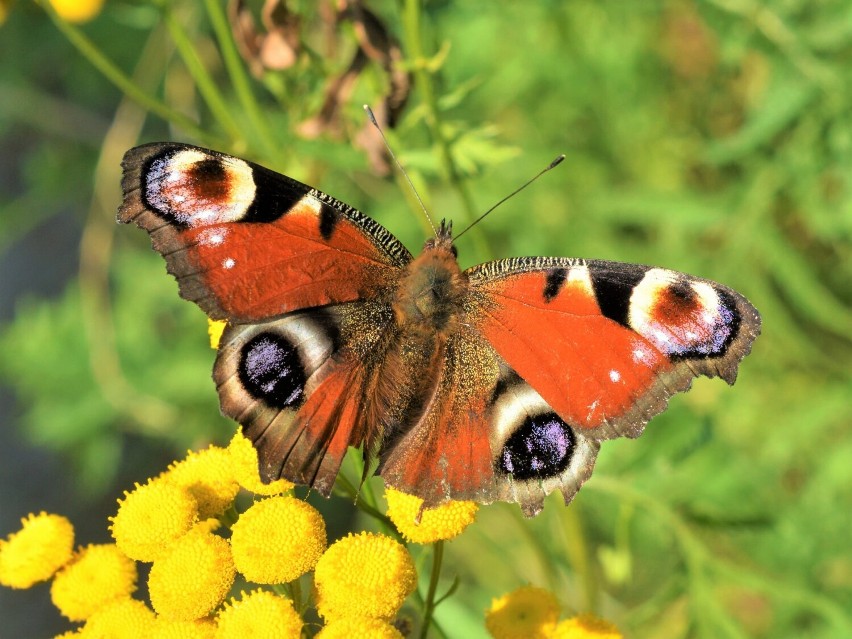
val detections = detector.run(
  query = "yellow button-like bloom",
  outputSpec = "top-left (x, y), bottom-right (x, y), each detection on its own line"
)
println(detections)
top-left (230, 496), bottom-right (326, 583)
top-left (552, 614), bottom-right (623, 639)
top-left (50, 544), bottom-right (137, 621)
top-left (82, 598), bottom-right (156, 638)
top-left (152, 617), bottom-right (217, 639)
top-left (208, 319), bottom-right (228, 349)
top-left (316, 616), bottom-right (405, 638)
top-left (385, 487), bottom-right (478, 544)
top-left (227, 430), bottom-right (295, 496)
top-left (216, 589), bottom-right (303, 639)
top-left (49, 0), bottom-right (104, 23)
top-left (148, 528), bottom-right (236, 620)
top-left (0, 512), bottom-right (74, 588)
top-left (110, 480), bottom-right (198, 562)
top-left (314, 532), bottom-right (416, 621)
top-left (161, 446), bottom-right (240, 519)
top-left (485, 585), bottom-right (560, 639)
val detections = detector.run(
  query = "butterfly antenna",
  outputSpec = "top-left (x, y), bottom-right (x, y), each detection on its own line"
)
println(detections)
top-left (364, 105), bottom-right (437, 237)
top-left (453, 154), bottom-right (566, 241)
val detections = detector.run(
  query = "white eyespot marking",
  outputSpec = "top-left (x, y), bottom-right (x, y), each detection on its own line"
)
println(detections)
top-left (145, 149), bottom-right (256, 226)
top-left (609, 369), bottom-right (621, 383)
top-left (298, 195), bottom-right (323, 216)
top-left (223, 257), bottom-right (236, 269)
top-left (628, 269), bottom-right (735, 357)
top-left (491, 383), bottom-right (552, 446)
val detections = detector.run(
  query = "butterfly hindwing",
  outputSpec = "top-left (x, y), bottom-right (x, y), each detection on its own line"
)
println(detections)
top-left (118, 143), bottom-right (412, 322)
top-left (467, 258), bottom-right (761, 441)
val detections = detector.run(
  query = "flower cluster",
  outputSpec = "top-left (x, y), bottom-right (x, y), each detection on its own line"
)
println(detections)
top-left (0, 431), bottom-right (423, 637)
top-left (485, 585), bottom-right (622, 639)
top-left (1, 415), bottom-right (618, 637)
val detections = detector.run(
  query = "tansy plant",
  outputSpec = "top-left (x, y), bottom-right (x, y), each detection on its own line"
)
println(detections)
top-left (0, 324), bottom-right (622, 638)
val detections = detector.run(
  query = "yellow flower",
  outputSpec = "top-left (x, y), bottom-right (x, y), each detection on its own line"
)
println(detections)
top-left (485, 585), bottom-right (560, 639)
top-left (110, 480), bottom-right (198, 562)
top-left (385, 487), bottom-right (478, 543)
top-left (316, 617), bottom-right (405, 639)
top-left (314, 532), bottom-right (416, 621)
top-left (49, 0), bottom-right (104, 23)
top-left (161, 446), bottom-right (240, 519)
top-left (152, 617), bottom-right (217, 639)
top-left (82, 598), bottom-right (156, 638)
top-left (208, 319), bottom-right (228, 349)
top-left (230, 496), bottom-right (326, 583)
top-left (148, 527), bottom-right (235, 620)
top-left (227, 430), bottom-right (294, 496)
top-left (50, 544), bottom-right (137, 621)
top-left (0, 512), bottom-right (74, 588)
top-left (216, 589), bottom-right (302, 639)
top-left (552, 614), bottom-right (623, 639)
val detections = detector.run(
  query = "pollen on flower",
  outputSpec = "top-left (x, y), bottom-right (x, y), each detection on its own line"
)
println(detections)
top-left (485, 585), bottom-right (561, 639)
top-left (552, 614), bottom-right (623, 639)
top-left (208, 319), bottom-right (228, 349)
top-left (314, 532), bottom-right (417, 621)
top-left (227, 430), bottom-right (294, 496)
top-left (148, 527), bottom-right (235, 621)
top-left (216, 589), bottom-right (303, 639)
top-left (151, 617), bottom-right (217, 639)
top-left (0, 512), bottom-right (74, 589)
top-left (385, 487), bottom-right (478, 543)
top-left (82, 598), bottom-right (156, 639)
top-left (315, 616), bottom-right (405, 639)
top-left (109, 480), bottom-right (198, 562)
top-left (160, 446), bottom-right (240, 519)
top-left (230, 496), bottom-right (326, 583)
top-left (50, 544), bottom-right (137, 621)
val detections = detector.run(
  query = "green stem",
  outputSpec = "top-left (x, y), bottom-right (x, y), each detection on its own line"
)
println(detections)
top-left (43, 3), bottom-right (217, 145)
top-left (163, 5), bottom-right (243, 145)
top-left (419, 541), bottom-right (446, 639)
top-left (559, 503), bottom-right (597, 612)
top-left (400, 0), bottom-right (491, 260)
top-left (202, 0), bottom-right (276, 158)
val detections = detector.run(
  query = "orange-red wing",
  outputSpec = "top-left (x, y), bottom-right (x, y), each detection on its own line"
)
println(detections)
top-left (119, 143), bottom-right (411, 322)
top-left (378, 330), bottom-right (601, 517)
top-left (467, 258), bottom-right (761, 440)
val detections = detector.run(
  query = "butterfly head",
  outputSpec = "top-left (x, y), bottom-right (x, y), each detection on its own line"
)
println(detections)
top-left (423, 219), bottom-right (458, 258)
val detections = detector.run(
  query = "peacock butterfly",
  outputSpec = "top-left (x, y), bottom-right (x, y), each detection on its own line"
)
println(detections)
top-left (118, 142), bottom-right (761, 517)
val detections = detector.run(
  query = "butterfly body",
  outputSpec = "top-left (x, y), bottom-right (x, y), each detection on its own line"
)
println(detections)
top-left (119, 142), bottom-right (760, 516)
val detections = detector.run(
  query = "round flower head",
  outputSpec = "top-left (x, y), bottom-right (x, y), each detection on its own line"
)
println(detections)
top-left (227, 430), bottom-right (294, 496)
top-left (161, 446), bottom-right (240, 519)
top-left (316, 617), bottom-right (405, 639)
top-left (552, 614), bottom-right (623, 639)
top-left (50, 544), bottom-right (137, 621)
top-left (0, 512), bottom-right (74, 588)
top-left (314, 532), bottom-right (416, 621)
top-left (230, 496), bottom-right (326, 583)
top-left (216, 589), bottom-right (302, 639)
top-left (148, 527), bottom-right (235, 620)
top-left (208, 319), bottom-right (227, 349)
top-left (485, 585), bottom-right (560, 639)
top-left (110, 480), bottom-right (198, 562)
top-left (385, 487), bottom-right (478, 543)
top-left (83, 598), bottom-right (156, 639)
top-left (152, 618), bottom-right (217, 639)
top-left (49, 0), bottom-right (104, 23)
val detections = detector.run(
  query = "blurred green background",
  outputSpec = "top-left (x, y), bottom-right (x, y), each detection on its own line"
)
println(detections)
top-left (0, 1), bottom-right (850, 637)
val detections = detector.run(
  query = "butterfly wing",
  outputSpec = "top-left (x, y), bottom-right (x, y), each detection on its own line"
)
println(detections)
top-left (378, 325), bottom-right (600, 516)
top-left (118, 143), bottom-right (411, 322)
top-left (119, 143), bottom-right (410, 489)
top-left (466, 257), bottom-right (761, 441)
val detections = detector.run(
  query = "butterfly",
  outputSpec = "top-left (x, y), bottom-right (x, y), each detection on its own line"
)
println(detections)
top-left (118, 142), bottom-right (761, 517)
